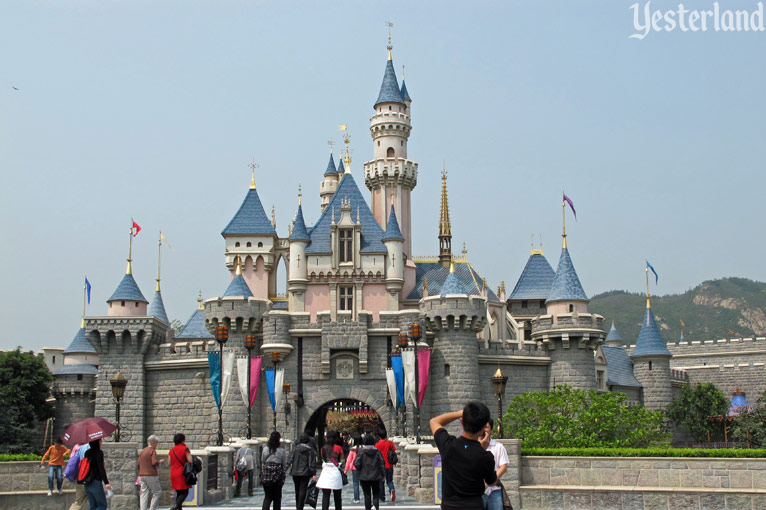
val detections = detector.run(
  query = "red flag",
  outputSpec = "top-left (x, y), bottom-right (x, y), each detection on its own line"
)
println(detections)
top-left (132, 220), bottom-right (141, 237)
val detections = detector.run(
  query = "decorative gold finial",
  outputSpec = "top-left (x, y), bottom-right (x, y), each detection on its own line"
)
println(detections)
top-left (482, 277), bottom-right (487, 290)
top-left (298, 184), bottom-right (303, 206)
top-left (328, 140), bottom-right (334, 154)
top-left (343, 132), bottom-right (351, 172)
top-left (386, 21), bottom-right (393, 60)
top-left (249, 160), bottom-right (258, 189)
top-left (235, 256), bottom-right (242, 276)
top-left (198, 290), bottom-right (204, 310)
top-left (271, 205), bottom-right (276, 228)
top-left (449, 261), bottom-right (455, 273)
top-left (645, 265), bottom-right (651, 309)
top-left (462, 242), bottom-right (467, 259)
top-left (531, 233), bottom-right (544, 255)
top-left (402, 64), bottom-right (405, 81)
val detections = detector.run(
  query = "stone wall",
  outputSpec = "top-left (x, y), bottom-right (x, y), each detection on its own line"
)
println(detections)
top-left (633, 357), bottom-right (673, 410)
top-left (520, 455), bottom-right (766, 510)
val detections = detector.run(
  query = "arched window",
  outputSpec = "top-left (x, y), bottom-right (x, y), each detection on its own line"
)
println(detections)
top-left (235, 242), bottom-right (240, 247)
top-left (444, 363), bottom-right (450, 376)
top-left (258, 242), bottom-right (263, 248)
top-left (387, 147), bottom-right (395, 158)
top-left (569, 304), bottom-right (574, 313)
top-left (246, 242), bottom-right (252, 247)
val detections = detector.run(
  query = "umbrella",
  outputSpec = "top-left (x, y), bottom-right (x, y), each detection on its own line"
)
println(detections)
top-left (61, 417), bottom-right (117, 445)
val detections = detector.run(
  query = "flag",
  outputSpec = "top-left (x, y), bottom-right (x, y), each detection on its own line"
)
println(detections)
top-left (563, 192), bottom-right (577, 220)
top-left (84, 277), bottom-right (92, 304)
top-left (132, 219), bottom-right (141, 237)
top-left (160, 231), bottom-right (171, 249)
top-left (208, 352), bottom-right (221, 408)
top-left (646, 260), bottom-right (658, 284)
top-left (221, 351), bottom-right (234, 407)
top-left (391, 355), bottom-right (405, 409)
top-left (265, 368), bottom-right (284, 412)
top-left (338, 124), bottom-right (347, 131)
top-left (417, 348), bottom-right (431, 407)
top-left (385, 368), bottom-right (398, 409)
top-left (237, 355), bottom-right (263, 408)
top-left (680, 319), bottom-right (686, 328)
top-left (402, 349), bottom-right (416, 408)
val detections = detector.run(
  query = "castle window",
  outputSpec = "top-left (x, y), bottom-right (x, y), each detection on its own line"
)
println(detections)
top-left (597, 370), bottom-right (605, 389)
top-left (339, 285), bottom-right (353, 311)
top-left (387, 147), bottom-right (395, 158)
top-left (521, 300), bottom-right (528, 309)
top-left (569, 304), bottom-right (574, 313)
top-left (339, 229), bottom-right (353, 263)
top-left (377, 141), bottom-right (380, 146)
top-left (247, 242), bottom-right (252, 247)
top-left (121, 301), bottom-right (125, 307)
top-left (388, 105), bottom-right (391, 110)
top-left (235, 242), bottom-right (240, 247)
top-left (400, 140), bottom-right (403, 146)
top-left (444, 363), bottom-right (450, 376)
top-left (649, 361), bottom-right (653, 371)
top-left (258, 242), bottom-right (263, 247)
top-left (52, 356), bottom-right (55, 364)
top-left (77, 374), bottom-right (83, 381)
top-left (135, 302), bottom-right (139, 307)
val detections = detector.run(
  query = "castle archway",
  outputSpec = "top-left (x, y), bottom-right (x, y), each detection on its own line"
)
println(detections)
top-left (304, 399), bottom-right (388, 448)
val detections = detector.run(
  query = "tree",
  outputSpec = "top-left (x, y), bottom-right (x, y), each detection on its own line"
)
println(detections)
top-left (502, 385), bottom-right (669, 448)
top-left (731, 390), bottom-right (766, 447)
top-left (0, 349), bottom-right (53, 453)
top-left (666, 382), bottom-right (728, 442)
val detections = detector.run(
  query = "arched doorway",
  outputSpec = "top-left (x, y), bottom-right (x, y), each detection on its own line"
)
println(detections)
top-left (305, 399), bottom-right (387, 448)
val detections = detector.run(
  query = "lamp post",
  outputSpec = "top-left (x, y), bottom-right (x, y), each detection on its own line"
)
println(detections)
top-left (491, 367), bottom-right (509, 438)
top-left (215, 325), bottom-right (229, 446)
top-left (397, 333), bottom-right (409, 438)
top-left (109, 371), bottom-right (127, 442)
top-left (283, 383), bottom-right (291, 429)
top-left (409, 323), bottom-right (423, 444)
top-left (271, 351), bottom-right (282, 432)
top-left (244, 334), bottom-right (257, 439)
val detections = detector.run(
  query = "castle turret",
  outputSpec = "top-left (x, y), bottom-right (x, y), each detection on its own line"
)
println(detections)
top-left (382, 205), bottom-right (404, 309)
top-left (148, 232), bottom-right (170, 325)
top-left (364, 41), bottom-right (418, 258)
top-left (107, 272), bottom-right (148, 316)
top-left (421, 263), bottom-right (488, 416)
top-left (631, 278), bottom-right (673, 410)
top-left (320, 152), bottom-right (339, 213)
top-left (288, 200), bottom-right (310, 311)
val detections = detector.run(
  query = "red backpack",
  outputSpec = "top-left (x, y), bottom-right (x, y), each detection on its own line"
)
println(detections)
top-left (76, 455), bottom-right (91, 483)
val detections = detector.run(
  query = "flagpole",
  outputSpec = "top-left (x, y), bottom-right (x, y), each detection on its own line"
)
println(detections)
top-left (645, 266), bottom-right (651, 308)
top-left (127, 224), bottom-right (133, 275)
top-left (81, 277), bottom-right (87, 328)
top-left (156, 232), bottom-right (162, 292)
top-left (562, 198), bottom-right (567, 249)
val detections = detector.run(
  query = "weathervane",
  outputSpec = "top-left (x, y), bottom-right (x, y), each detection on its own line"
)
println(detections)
top-left (386, 21), bottom-right (393, 58)
top-left (328, 140), bottom-right (334, 154)
top-left (249, 160), bottom-right (258, 189)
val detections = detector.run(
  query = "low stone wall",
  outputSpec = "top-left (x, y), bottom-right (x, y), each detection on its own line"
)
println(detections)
top-left (520, 455), bottom-right (766, 509)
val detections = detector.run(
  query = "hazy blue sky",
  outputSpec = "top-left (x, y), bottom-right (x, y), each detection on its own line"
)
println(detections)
top-left (2, 1), bottom-right (765, 352)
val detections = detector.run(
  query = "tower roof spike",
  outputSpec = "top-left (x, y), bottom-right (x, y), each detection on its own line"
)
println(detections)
top-left (249, 160), bottom-right (258, 190)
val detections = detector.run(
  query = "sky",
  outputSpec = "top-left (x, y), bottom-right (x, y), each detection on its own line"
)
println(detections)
top-left (2, 0), bottom-right (765, 353)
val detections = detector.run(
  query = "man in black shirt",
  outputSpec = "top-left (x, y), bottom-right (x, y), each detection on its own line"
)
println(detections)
top-left (430, 402), bottom-right (497, 510)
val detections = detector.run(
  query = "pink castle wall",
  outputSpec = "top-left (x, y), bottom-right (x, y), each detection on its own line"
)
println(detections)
top-left (362, 284), bottom-right (388, 321)
top-left (305, 285), bottom-right (330, 322)
top-left (547, 301), bottom-right (588, 316)
top-left (242, 255), bottom-right (268, 299)
top-left (108, 300), bottom-right (148, 316)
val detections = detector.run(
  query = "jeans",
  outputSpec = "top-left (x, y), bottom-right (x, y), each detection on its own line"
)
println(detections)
top-left (236, 470), bottom-right (254, 494)
top-left (360, 480), bottom-right (381, 510)
top-left (293, 476), bottom-right (311, 510)
top-left (48, 465), bottom-right (63, 492)
top-left (172, 489), bottom-right (189, 510)
top-left (139, 475), bottom-right (162, 510)
top-left (83, 480), bottom-right (107, 510)
top-left (483, 488), bottom-right (503, 510)
top-left (351, 470), bottom-right (360, 501)
top-left (379, 467), bottom-right (394, 500)
top-left (321, 488), bottom-right (342, 510)
top-left (262, 483), bottom-right (283, 510)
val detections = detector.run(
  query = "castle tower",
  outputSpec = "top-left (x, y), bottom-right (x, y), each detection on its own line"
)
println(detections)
top-left (364, 41), bottom-right (418, 258)
top-left (421, 264), bottom-right (488, 416)
top-left (148, 232), bottom-right (170, 325)
top-left (320, 151), bottom-right (339, 213)
top-left (288, 199), bottom-right (310, 311)
top-left (507, 241), bottom-right (555, 340)
top-left (438, 170), bottom-right (452, 268)
top-left (382, 204), bottom-right (404, 309)
top-left (221, 169), bottom-right (278, 299)
top-left (631, 283), bottom-right (673, 410)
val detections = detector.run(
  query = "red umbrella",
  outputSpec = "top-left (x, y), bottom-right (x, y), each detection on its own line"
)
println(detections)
top-left (61, 417), bottom-right (117, 445)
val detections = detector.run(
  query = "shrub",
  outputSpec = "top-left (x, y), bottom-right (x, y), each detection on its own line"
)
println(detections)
top-left (523, 447), bottom-right (766, 458)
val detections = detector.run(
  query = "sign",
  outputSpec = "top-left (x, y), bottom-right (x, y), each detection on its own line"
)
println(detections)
top-left (433, 454), bottom-right (442, 505)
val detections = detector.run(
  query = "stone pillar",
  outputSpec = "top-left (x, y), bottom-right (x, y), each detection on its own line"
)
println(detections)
top-left (415, 445), bottom-right (440, 503)
top-left (546, 335), bottom-right (598, 390)
top-left (633, 356), bottom-right (673, 410)
top-left (103, 442), bottom-right (139, 510)
top-left (499, 439), bottom-right (522, 510)
top-left (206, 446), bottom-right (235, 500)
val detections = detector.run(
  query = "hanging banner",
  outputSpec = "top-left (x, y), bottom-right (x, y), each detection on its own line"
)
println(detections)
top-left (221, 351), bottom-right (235, 408)
top-left (275, 368), bottom-right (284, 410)
top-left (402, 349), bottom-right (417, 408)
top-left (265, 368), bottom-right (276, 412)
top-left (385, 368), bottom-right (398, 409)
top-left (391, 355), bottom-right (405, 408)
top-left (417, 347), bottom-right (431, 407)
top-left (237, 357), bottom-right (249, 408)
top-left (208, 352), bottom-right (221, 409)
top-left (250, 356), bottom-right (262, 408)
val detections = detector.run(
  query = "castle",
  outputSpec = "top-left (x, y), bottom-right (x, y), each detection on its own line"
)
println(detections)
top-left (50, 41), bottom-right (766, 447)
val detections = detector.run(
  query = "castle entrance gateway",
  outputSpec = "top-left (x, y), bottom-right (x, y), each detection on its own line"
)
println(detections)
top-left (305, 399), bottom-right (387, 446)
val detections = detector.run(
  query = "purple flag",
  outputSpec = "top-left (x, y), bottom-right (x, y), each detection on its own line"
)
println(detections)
top-left (563, 192), bottom-right (577, 220)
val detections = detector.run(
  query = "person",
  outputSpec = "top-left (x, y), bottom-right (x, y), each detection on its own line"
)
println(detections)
top-left (79, 439), bottom-right (112, 510)
top-left (168, 433), bottom-right (193, 510)
top-left (316, 431), bottom-right (344, 510)
top-left (138, 435), bottom-right (164, 510)
top-left (354, 434), bottom-right (386, 510)
top-left (41, 438), bottom-right (70, 496)
top-left (261, 430), bottom-right (287, 510)
top-left (287, 433), bottom-right (317, 510)
top-left (234, 444), bottom-right (255, 497)
top-left (374, 430), bottom-right (396, 502)
top-left (483, 419), bottom-right (509, 510)
top-left (430, 402), bottom-right (497, 510)
top-left (344, 441), bottom-right (360, 503)
top-left (67, 443), bottom-right (89, 510)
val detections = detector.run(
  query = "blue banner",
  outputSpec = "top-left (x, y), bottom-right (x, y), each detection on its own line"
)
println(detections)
top-left (265, 368), bottom-right (276, 412)
top-left (391, 355), bottom-right (405, 409)
top-left (208, 352), bottom-right (221, 409)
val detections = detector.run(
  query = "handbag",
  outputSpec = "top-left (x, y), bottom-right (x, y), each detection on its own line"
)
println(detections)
top-left (340, 466), bottom-right (348, 486)
top-left (306, 480), bottom-right (319, 508)
top-left (387, 442), bottom-right (398, 466)
top-left (260, 450), bottom-right (285, 485)
top-left (172, 448), bottom-right (198, 486)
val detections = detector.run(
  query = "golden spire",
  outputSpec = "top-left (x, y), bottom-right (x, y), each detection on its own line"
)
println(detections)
top-left (343, 132), bottom-right (351, 172)
top-left (462, 242), bottom-right (467, 259)
top-left (198, 290), bottom-right (204, 310)
top-left (439, 169), bottom-right (451, 237)
top-left (449, 261), bottom-right (455, 273)
top-left (249, 160), bottom-right (258, 190)
top-left (235, 256), bottom-right (242, 276)
top-left (645, 265), bottom-right (651, 309)
top-left (531, 233), bottom-right (544, 255)
top-left (271, 205), bottom-right (276, 228)
top-left (298, 184), bottom-right (302, 206)
top-left (386, 21), bottom-right (393, 60)
top-left (155, 232), bottom-right (162, 292)
top-left (562, 197), bottom-right (568, 249)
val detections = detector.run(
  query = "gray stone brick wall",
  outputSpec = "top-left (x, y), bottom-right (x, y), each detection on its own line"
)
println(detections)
top-left (633, 356), bottom-right (673, 410)
top-left (53, 374), bottom-right (96, 440)
top-left (547, 340), bottom-right (598, 390)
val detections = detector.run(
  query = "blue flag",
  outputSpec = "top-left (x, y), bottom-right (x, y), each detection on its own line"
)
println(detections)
top-left (265, 368), bottom-right (276, 412)
top-left (208, 352), bottom-right (221, 409)
top-left (391, 355), bottom-right (405, 409)
top-left (85, 277), bottom-right (92, 304)
top-left (646, 260), bottom-right (658, 285)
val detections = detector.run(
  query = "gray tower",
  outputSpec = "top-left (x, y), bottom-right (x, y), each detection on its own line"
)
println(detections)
top-left (631, 301), bottom-right (673, 410)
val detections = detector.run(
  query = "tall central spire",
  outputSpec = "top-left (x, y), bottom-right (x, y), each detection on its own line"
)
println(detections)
top-left (439, 169), bottom-right (452, 268)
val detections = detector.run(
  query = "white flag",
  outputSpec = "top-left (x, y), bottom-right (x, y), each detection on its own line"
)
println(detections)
top-left (402, 349), bottom-right (417, 407)
top-left (274, 368), bottom-right (284, 409)
top-left (386, 368), bottom-right (398, 409)
top-left (221, 351), bottom-right (235, 407)
top-left (237, 357), bottom-right (249, 407)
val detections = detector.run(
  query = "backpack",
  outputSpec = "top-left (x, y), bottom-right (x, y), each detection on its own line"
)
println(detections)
top-left (236, 450), bottom-right (249, 472)
top-left (64, 454), bottom-right (80, 483)
top-left (290, 445), bottom-right (313, 477)
top-left (260, 450), bottom-right (285, 485)
top-left (76, 455), bottom-right (91, 483)
top-left (387, 442), bottom-right (398, 466)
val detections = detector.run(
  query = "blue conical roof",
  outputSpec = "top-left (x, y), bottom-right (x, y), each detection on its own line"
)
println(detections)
top-left (510, 253), bottom-right (555, 300)
top-left (337, 158), bottom-right (345, 174)
top-left (382, 205), bottom-right (404, 242)
top-left (289, 204), bottom-right (310, 242)
top-left (223, 274), bottom-right (253, 298)
top-left (324, 154), bottom-right (337, 176)
top-left (375, 60), bottom-right (405, 107)
top-left (176, 308), bottom-right (214, 340)
top-left (64, 327), bottom-right (96, 354)
top-left (605, 322), bottom-right (623, 343)
top-left (441, 270), bottom-right (469, 296)
top-left (546, 248), bottom-right (588, 303)
top-left (148, 290), bottom-right (170, 324)
top-left (221, 188), bottom-right (277, 236)
top-left (631, 307), bottom-right (672, 358)
top-left (400, 80), bottom-right (411, 102)
top-left (108, 273), bottom-right (148, 303)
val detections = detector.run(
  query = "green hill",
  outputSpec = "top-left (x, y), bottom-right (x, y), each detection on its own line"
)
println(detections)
top-left (589, 278), bottom-right (766, 345)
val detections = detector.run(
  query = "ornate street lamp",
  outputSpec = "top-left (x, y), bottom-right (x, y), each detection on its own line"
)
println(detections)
top-left (244, 334), bottom-right (257, 439)
top-left (109, 371), bottom-right (127, 442)
top-left (215, 325), bottom-right (229, 446)
top-left (397, 332), bottom-right (409, 438)
top-left (408, 323), bottom-right (423, 444)
top-left (491, 367), bottom-right (509, 438)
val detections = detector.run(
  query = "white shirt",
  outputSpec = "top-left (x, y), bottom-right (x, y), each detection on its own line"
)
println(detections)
top-left (486, 439), bottom-right (509, 475)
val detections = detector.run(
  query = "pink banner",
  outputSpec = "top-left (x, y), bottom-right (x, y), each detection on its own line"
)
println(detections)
top-left (417, 348), bottom-right (431, 407)
top-left (250, 356), bottom-right (262, 408)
